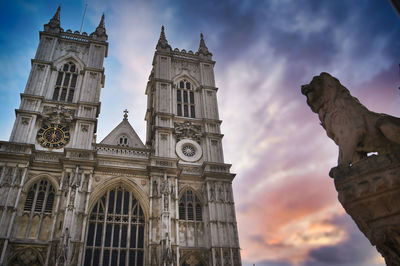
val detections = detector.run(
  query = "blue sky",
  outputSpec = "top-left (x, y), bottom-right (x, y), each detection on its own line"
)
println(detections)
top-left (1, 0), bottom-right (400, 265)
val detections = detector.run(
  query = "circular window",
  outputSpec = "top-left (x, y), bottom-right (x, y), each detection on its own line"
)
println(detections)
top-left (176, 139), bottom-right (202, 162)
top-left (182, 144), bottom-right (196, 157)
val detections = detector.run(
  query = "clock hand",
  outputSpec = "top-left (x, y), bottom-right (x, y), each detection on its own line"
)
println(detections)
top-left (52, 129), bottom-right (57, 140)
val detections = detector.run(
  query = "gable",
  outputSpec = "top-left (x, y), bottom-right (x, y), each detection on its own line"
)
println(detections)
top-left (100, 119), bottom-right (145, 148)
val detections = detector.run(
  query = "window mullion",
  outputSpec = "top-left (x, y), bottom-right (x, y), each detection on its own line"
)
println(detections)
top-left (60, 74), bottom-right (66, 101)
top-left (135, 203), bottom-right (139, 265)
top-left (41, 182), bottom-right (50, 213)
top-left (117, 189), bottom-right (122, 265)
top-left (59, 72), bottom-right (65, 101)
top-left (91, 219), bottom-right (98, 266)
top-left (67, 70), bottom-right (72, 101)
top-left (127, 191), bottom-right (132, 264)
top-left (100, 191), bottom-right (110, 265)
top-left (25, 185), bottom-right (39, 238)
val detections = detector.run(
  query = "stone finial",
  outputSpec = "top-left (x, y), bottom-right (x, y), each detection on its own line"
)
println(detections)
top-left (156, 25), bottom-right (172, 51)
top-left (123, 109), bottom-right (129, 120)
top-left (90, 13), bottom-right (108, 41)
top-left (44, 6), bottom-right (62, 33)
top-left (198, 33), bottom-right (212, 58)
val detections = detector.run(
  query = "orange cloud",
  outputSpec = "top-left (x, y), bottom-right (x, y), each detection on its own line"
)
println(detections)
top-left (237, 172), bottom-right (347, 264)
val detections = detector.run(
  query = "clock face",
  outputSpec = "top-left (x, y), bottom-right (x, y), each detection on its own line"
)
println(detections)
top-left (36, 123), bottom-right (70, 149)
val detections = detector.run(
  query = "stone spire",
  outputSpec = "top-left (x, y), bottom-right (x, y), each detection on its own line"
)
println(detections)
top-left (44, 6), bottom-right (62, 33)
top-left (90, 13), bottom-right (108, 41)
top-left (156, 25), bottom-right (172, 51)
top-left (198, 33), bottom-right (212, 58)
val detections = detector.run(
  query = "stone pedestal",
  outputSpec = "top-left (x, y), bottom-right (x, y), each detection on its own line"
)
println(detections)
top-left (330, 153), bottom-right (400, 266)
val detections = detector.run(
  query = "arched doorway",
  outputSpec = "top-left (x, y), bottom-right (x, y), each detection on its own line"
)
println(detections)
top-left (83, 186), bottom-right (145, 266)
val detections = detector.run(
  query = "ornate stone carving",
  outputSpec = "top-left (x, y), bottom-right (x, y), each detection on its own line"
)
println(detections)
top-left (209, 182), bottom-right (216, 202)
top-left (8, 247), bottom-right (43, 265)
top-left (161, 179), bottom-right (168, 195)
top-left (57, 228), bottom-right (70, 265)
top-left (223, 248), bottom-right (231, 266)
top-left (150, 246), bottom-right (159, 266)
top-left (152, 180), bottom-right (158, 197)
top-left (218, 183), bottom-right (225, 202)
top-left (301, 72), bottom-right (400, 169)
top-left (21, 117), bottom-right (30, 125)
top-left (303, 73), bottom-right (400, 266)
top-left (2, 167), bottom-right (14, 186)
top-left (215, 248), bottom-right (222, 266)
top-left (161, 234), bottom-right (175, 265)
top-left (42, 105), bottom-right (74, 125)
top-left (174, 121), bottom-right (202, 142)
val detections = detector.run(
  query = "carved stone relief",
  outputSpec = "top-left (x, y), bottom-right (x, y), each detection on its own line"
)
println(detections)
top-left (174, 121), bottom-right (202, 142)
top-left (173, 60), bottom-right (200, 81)
top-left (42, 105), bottom-right (74, 125)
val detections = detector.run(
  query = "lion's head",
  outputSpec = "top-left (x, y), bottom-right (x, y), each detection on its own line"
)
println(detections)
top-left (301, 72), bottom-right (342, 113)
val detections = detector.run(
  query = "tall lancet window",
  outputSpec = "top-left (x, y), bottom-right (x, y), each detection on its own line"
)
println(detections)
top-left (24, 179), bottom-right (55, 214)
top-left (84, 186), bottom-right (145, 266)
top-left (176, 79), bottom-right (195, 118)
top-left (179, 189), bottom-right (202, 221)
top-left (52, 61), bottom-right (78, 102)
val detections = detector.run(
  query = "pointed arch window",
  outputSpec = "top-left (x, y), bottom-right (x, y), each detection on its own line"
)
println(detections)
top-left (24, 179), bottom-right (55, 214)
top-left (176, 79), bottom-right (195, 118)
top-left (179, 189), bottom-right (202, 221)
top-left (52, 61), bottom-right (78, 102)
top-left (84, 186), bottom-right (145, 266)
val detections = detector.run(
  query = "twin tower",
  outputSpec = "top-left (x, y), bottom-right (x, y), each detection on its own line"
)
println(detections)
top-left (0, 6), bottom-right (241, 266)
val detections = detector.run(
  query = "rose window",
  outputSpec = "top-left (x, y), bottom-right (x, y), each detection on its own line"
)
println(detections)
top-left (182, 145), bottom-right (196, 157)
top-left (176, 139), bottom-right (202, 162)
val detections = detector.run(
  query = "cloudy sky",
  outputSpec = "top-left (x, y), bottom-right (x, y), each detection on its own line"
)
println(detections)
top-left (1, 0), bottom-right (400, 265)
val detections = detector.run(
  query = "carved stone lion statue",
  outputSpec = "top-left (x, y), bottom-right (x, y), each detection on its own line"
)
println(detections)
top-left (301, 72), bottom-right (400, 168)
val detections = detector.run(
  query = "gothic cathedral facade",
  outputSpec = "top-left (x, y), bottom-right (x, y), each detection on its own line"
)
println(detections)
top-left (0, 7), bottom-right (241, 266)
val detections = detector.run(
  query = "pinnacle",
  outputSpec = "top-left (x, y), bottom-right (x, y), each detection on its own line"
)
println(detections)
top-left (156, 25), bottom-right (171, 51)
top-left (198, 32), bottom-right (212, 57)
top-left (159, 25), bottom-right (168, 44)
top-left (90, 13), bottom-right (108, 41)
top-left (98, 13), bottom-right (105, 29)
top-left (44, 6), bottom-right (62, 33)
top-left (53, 6), bottom-right (61, 22)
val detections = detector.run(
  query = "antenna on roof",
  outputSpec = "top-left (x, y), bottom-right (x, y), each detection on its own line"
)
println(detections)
top-left (79, 1), bottom-right (88, 33)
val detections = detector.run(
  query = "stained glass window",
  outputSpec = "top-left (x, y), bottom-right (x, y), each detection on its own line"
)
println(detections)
top-left (84, 187), bottom-right (145, 266)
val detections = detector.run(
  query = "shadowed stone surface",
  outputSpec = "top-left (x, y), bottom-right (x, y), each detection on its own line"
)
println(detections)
top-left (302, 73), bottom-right (400, 266)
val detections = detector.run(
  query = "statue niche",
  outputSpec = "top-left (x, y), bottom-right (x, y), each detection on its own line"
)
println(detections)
top-left (302, 72), bottom-right (400, 266)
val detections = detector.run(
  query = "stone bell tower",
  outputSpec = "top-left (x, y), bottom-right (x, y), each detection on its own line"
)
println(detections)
top-left (10, 6), bottom-right (107, 152)
top-left (0, 6), bottom-right (108, 265)
top-left (145, 26), bottom-right (241, 265)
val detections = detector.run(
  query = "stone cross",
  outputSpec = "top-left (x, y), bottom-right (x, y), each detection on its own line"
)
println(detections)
top-left (123, 109), bottom-right (129, 120)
